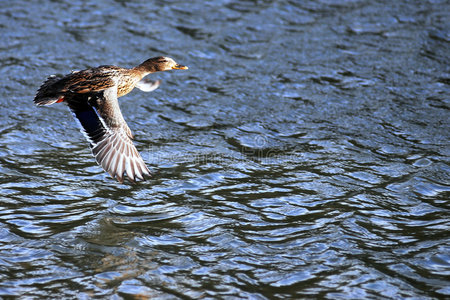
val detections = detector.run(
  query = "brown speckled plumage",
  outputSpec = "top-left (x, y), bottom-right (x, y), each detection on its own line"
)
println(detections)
top-left (34, 56), bottom-right (188, 183)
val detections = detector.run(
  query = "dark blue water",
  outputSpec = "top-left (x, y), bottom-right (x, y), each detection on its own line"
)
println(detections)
top-left (0, 0), bottom-right (449, 298)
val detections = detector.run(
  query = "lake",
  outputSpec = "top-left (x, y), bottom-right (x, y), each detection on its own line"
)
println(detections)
top-left (0, 0), bottom-right (449, 298)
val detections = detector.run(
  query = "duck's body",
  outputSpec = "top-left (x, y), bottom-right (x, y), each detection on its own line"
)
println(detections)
top-left (42, 65), bottom-right (140, 99)
top-left (34, 56), bottom-right (188, 183)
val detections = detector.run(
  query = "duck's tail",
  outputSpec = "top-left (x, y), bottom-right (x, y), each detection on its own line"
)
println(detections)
top-left (34, 75), bottom-right (65, 106)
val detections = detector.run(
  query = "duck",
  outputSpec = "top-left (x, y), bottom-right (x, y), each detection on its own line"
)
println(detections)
top-left (34, 56), bottom-right (188, 183)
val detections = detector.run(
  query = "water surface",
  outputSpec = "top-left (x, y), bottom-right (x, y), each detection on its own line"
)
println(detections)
top-left (0, 0), bottom-right (449, 298)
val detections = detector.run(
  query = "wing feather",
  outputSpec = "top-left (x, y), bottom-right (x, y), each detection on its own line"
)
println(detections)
top-left (66, 86), bottom-right (150, 182)
top-left (135, 79), bottom-right (161, 92)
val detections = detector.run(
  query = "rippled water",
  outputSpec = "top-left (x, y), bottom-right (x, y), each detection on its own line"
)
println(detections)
top-left (1, 0), bottom-right (449, 298)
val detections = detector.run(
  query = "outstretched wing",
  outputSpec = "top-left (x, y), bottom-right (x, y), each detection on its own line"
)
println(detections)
top-left (135, 79), bottom-right (161, 92)
top-left (66, 86), bottom-right (150, 183)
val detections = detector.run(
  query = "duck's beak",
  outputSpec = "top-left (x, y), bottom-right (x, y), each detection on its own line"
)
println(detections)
top-left (173, 64), bottom-right (188, 70)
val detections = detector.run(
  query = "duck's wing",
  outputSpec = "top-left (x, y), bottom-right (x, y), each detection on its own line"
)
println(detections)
top-left (66, 86), bottom-right (150, 183)
top-left (135, 79), bottom-right (161, 92)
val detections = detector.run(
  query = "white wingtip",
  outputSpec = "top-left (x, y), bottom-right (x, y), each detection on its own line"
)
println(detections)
top-left (135, 79), bottom-right (161, 92)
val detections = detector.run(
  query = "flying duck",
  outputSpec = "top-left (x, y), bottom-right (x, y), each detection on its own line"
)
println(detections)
top-left (34, 56), bottom-right (188, 183)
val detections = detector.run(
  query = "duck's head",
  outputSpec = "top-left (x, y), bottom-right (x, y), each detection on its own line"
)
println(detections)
top-left (140, 56), bottom-right (188, 73)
